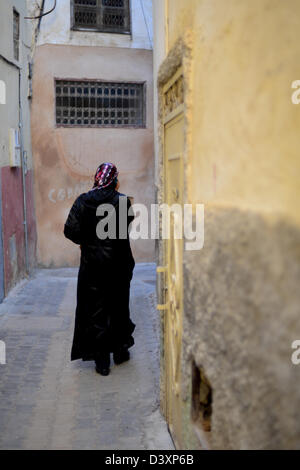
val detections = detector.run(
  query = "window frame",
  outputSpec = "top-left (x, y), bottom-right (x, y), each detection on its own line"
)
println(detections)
top-left (13, 8), bottom-right (20, 62)
top-left (70, 0), bottom-right (131, 35)
top-left (54, 77), bottom-right (147, 129)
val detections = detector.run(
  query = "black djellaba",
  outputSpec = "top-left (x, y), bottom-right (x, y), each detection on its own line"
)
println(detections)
top-left (63, 171), bottom-right (135, 375)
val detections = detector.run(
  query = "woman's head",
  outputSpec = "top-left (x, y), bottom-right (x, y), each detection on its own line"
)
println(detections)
top-left (93, 163), bottom-right (119, 190)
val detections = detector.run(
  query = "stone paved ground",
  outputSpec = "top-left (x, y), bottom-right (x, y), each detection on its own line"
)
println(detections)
top-left (0, 263), bottom-right (174, 450)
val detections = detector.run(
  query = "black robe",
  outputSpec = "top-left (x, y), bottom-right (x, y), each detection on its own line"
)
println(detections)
top-left (64, 187), bottom-right (136, 361)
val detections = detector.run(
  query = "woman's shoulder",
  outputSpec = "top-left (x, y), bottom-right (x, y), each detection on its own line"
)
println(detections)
top-left (76, 189), bottom-right (102, 205)
top-left (74, 190), bottom-right (130, 209)
top-left (116, 191), bottom-right (132, 201)
top-left (73, 191), bottom-right (89, 206)
top-left (116, 191), bottom-right (128, 198)
top-left (115, 192), bottom-right (133, 206)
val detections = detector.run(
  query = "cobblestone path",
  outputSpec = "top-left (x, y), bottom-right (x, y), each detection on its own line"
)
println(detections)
top-left (0, 263), bottom-right (174, 450)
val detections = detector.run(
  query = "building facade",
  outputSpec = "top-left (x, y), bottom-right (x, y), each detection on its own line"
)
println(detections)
top-left (153, 0), bottom-right (300, 450)
top-left (30, 0), bottom-right (154, 267)
top-left (0, 1), bottom-right (37, 297)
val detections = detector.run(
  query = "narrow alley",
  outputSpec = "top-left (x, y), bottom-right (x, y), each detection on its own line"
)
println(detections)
top-left (0, 264), bottom-right (174, 450)
top-left (1, 0), bottom-right (300, 452)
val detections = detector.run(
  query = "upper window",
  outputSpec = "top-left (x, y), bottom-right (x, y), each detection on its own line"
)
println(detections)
top-left (71, 0), bottom-right (131, 34)
top-left (13, 9), bottom-right (20, 61)
top-left (55, 79), bottom-right (146, 128)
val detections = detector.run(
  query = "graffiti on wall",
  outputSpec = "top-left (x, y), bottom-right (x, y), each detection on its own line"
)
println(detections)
top-left (48, 181), bottom-right (91, 204)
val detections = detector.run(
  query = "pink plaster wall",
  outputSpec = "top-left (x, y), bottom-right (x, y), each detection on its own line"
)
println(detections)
top-left (31, 44), bottom-right (155, 267)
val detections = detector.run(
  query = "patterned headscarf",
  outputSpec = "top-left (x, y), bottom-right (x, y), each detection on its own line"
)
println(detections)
top-left (93, 163), bottom-right (119, 190)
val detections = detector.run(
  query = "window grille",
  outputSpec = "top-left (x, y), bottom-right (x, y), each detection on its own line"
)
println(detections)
top-left (55, 80), bottom-right (145, 128)
top-left (71, 0), bottom-right (131, 34)
top-left (13, 9), bottom-right (20, 61)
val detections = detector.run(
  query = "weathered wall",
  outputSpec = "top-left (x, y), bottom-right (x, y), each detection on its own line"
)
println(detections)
top-left (153, 0), bottom-right (300, 449)
top-left (165, 0), bottom-right (300, 223)
top-left (31, 44), bottom-right (154, 267)
top-left (1, 167), bottom-right (36, 291)
top-left (182, 208), bottom-right (300, 450)
top-left (0, 1), bottom-right (37, 294)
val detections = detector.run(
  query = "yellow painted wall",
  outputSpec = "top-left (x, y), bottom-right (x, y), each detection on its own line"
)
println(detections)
top-left (153, 0), bottom-right (300, 450)
top-left (164, 0), bottom-right (300, 225)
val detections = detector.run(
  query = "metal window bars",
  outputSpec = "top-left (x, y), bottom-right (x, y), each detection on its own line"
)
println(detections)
top-left (72, 0), bottom-right (130, 34)
top-left (55, 80), bottom-right (145, 128)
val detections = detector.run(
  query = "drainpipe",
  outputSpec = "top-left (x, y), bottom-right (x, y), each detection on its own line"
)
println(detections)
top-left (37, 0), bottom-right (46, 31)
top-left (18, 70), bottom-right (29, 276)
top-left (18, 0), bottom-right (47, 276)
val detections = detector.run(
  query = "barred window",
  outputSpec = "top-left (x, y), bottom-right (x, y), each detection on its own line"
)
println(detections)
top-left (55, 80), bottom-right (146, 128)
top-left (13, 9), bottom-right (20, 61)
top-left (71, 0), bottom-right (131, 34)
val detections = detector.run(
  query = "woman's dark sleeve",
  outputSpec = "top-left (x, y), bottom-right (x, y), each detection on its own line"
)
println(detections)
top-left (64, 196), bottom-right (83, 245)
top-left (127, 197), bottom-right (135, 229)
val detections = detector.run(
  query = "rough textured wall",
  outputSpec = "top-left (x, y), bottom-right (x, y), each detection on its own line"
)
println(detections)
top-left (154, 0), bottom-right (300, 449)
top-left (167, 0), bottom-right (300, 223)
top-left (31, 44), bottom-right (154, 267)
top-left (182, 208), bottom-right (300, 449)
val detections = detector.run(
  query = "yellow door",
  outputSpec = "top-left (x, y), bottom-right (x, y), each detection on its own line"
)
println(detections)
top-left (158, 68), bottom-right (184, 449)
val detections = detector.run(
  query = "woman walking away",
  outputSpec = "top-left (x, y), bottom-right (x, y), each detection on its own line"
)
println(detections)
top-left (64, 163), bottom-right (136, 376)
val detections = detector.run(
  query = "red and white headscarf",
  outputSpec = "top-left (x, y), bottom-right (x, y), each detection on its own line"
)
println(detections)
top-left (93, 163), bottom-right (119, 190)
